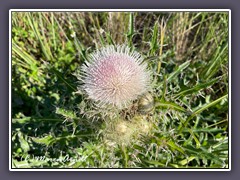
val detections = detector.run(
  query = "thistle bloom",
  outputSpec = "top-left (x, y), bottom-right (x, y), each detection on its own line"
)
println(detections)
top-left (81, 45), bottom-right (150, 109)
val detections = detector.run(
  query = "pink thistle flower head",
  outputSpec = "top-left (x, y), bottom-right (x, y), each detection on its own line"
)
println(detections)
top-left (81, 45), bottom-right (150, 109)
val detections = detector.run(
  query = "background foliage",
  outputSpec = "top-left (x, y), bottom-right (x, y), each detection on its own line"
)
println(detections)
top-left (12, 11), bottom-right (229, 168)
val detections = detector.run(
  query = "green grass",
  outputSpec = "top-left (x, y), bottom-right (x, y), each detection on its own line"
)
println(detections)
top-left (11, 11), bottom-right (229, 168)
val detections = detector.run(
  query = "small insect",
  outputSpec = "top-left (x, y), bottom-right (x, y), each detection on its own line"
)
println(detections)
top-left (137, 92), bottom-right (155, 115)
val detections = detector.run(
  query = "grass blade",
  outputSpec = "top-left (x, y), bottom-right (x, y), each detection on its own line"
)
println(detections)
top-left (179, 94), bottom-right (228, 132)
top-left (127, 12), bottom-right (134, 47)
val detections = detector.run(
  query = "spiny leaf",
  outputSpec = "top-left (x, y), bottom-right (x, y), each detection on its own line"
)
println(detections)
top-left (12, 117), bottom-right (64, 124)
top-left (167, 140), bottom-right (185, 154)
top-left (188, 129), bottom-right (201, 149)
top-left (167, 60), bottom-right (191, 82)
top-left (17, 132), bottom-right (30, 153)
top-left (31, 135), bottom-right (54, 146)
top-left (142, 159), bottom-right (166, 167)
top-left (12, 159), bottom-right (31, 168)
top-left (174, 77), bottom-right (220, 98)
top-left (155, 101), bottom-right (186, 112)
top-left (179, 94), bottom-right (228, 132)
top-left (182, 128), bottom-right (224, 133)
top-left (179, 156), bottom-right (196, 166)
top-left (56, 107), bottom-right (77, 120)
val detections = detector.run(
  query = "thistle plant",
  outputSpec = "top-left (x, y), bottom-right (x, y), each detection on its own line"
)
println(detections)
top-left (75, 44), bottom-right (154, 145)
top-left (79, 45), bottom-right (150, 110)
